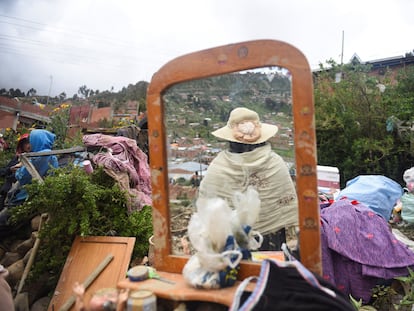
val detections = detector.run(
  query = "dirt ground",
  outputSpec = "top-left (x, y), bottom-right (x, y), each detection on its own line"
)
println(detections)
top-left (391, 222), bottom-right (414, 240)
top-left (170, 201), bottom-right (195, 255)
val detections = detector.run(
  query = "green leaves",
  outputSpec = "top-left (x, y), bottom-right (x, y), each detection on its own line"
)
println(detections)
top-left (9, 165), bottom-right (153, 289)
top-left (315, 60), bottom-right (414, 185)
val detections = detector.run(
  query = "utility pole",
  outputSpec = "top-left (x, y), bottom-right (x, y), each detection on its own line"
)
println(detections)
top-left (341, 30), bottom-right (344, 65)
top-left (46, 75), bottom-right (53, 106)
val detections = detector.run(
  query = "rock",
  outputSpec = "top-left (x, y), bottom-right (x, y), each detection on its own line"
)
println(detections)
top-left (0, 247), bottom-right (6, 259)
top-left (22, 248), bottom-right (32, 265)
top-left (6, 258), bottom-right (25, 288)
top-left (31, 216), bottom-right (42, 231)
top-left (0, 251), bottom-right (22, 266)
top-left (14, 234), bottom-right (35, 256)
top-left (30, 296), bottom-right (50, 311)
top-left (14, 292), bottom-right (30, 311)
top-left (10, 239), bottom-right (27, 251)
top-left (25, 272), bottom-right (54, 306)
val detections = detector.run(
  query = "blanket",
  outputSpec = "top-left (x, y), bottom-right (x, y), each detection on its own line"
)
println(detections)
top-left (321, 198), bottom-right (414, 303)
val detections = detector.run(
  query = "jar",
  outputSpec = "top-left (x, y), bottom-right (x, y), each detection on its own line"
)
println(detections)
top-left (126, 290), bottom-right (156, 311)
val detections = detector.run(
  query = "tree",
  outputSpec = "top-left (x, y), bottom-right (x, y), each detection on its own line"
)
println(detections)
top-left (9, 88), bottom-right (25, 97)
top-left (314, 60), bottom-right (414, 185)
top-left (386, 66), bottom-right (414, 121)
top-left (59, 92), bottom-right (67, 102)
top-left (27, 88), bottom-right (37, 97)
top-left (78, 85), bottom-right (91, 98)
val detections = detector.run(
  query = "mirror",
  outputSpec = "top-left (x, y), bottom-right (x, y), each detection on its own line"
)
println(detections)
top-left (147, 40), bottom-right (321, 278)
top-left (164, 68), bottom-right (295, 256)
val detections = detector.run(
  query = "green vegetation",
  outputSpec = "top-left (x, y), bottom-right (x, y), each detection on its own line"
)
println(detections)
top-left (394, 267), bottom-right (414, 309)
top-left (165, 71), bottom-right (291, 126)
top-left (9, 166), bottom-right (153, 289)
top-left (163, 71), bottom-right (295, 159)
top-left (314, 61), bottom-right (414, 186)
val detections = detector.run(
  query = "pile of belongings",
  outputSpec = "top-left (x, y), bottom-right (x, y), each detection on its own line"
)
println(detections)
top-left (399, 167), bottom-right (414, 225)
top-left (82, 134), bottom-right (152, 212)
top-left (229, 250), bottom-right (355, 311)
top-left (321, 175), bottom-right (414, 303)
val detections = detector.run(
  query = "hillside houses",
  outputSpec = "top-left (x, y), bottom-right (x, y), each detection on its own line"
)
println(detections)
top-left (0, 96), bottom-right (51, 131)
top-left (314, 51), bottom-right (414, 83)
top-left (0, 96), bottom-right (143, 137)
top-left (364, 51), bottom-right (414, 77)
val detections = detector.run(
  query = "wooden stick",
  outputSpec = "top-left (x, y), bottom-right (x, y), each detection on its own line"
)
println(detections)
top-left (16, 213), bottom-right (48, 295)
top-left (59, 254), bottom-right (114, 311)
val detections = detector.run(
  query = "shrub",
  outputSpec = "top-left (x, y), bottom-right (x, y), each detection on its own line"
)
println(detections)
top-left (9, 165), bottom-right (153, 287)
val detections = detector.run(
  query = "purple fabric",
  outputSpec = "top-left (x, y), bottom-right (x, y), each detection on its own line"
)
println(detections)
top-left (321, 198), bottom-right (414, 303)
top-left (82, 134), bottom-right (152, 211)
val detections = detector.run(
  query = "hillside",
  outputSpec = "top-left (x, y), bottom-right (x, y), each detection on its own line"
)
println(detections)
top-left (162, 71), bottom-right (294, 158)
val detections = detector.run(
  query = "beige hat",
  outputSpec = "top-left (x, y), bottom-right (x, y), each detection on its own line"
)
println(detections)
top-left (212, 107), bottom-right (278, 144)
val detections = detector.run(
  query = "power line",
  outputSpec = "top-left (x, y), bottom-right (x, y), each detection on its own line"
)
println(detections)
top-left (0, 13), bottom-right (179, 57)
top-left (0, 32), bottom-right (160, 71)
top-left (0, 14), bottom-right (139, 49)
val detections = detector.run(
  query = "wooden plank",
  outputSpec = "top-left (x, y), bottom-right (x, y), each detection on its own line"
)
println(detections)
top-left (23, 146), bottom-right (86, 157)
top-left (48, 236), bottom-right (135, 311)
top-left (118, 271), bottom-right (255, 307)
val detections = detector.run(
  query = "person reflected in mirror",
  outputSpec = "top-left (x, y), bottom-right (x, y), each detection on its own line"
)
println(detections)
top-left (191, 171), bottom-right (200, 188)
top-left (0, 133), bottom-right (31, 211)
top-left (198, 107), bottom-right (298, 252)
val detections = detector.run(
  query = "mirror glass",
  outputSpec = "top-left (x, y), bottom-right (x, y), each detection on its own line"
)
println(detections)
top-left (162, 67), bottom-right (296, 256)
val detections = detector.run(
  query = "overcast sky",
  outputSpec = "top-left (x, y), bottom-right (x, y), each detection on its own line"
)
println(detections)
top-left (0, 0), bottom-right (413, 97)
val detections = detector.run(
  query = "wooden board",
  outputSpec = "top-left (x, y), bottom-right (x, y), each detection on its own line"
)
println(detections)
top-left (118, 270), bottom-right (255, 307)
top-left (48, 236), bottom-right (135, 311)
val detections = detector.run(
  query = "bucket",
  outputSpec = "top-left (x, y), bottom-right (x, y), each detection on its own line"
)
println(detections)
top-left (82, 160), bottom-right (93, 174)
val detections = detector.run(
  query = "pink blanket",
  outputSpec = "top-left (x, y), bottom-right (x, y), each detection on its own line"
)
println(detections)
top-left (83, 134), bottom-right (152, 211)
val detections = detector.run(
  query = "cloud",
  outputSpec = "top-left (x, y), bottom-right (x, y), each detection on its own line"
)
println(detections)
top-left (0, 0), bottom-right (413, 97)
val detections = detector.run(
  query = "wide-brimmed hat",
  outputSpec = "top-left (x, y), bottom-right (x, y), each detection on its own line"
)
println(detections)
top-left (212, 107), bottom-right (278, 144)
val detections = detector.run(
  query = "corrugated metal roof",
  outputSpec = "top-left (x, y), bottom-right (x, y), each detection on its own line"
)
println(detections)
top-left (169, 161), bottom-right (208, 172)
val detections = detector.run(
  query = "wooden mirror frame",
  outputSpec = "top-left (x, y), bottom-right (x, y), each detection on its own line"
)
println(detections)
top-left (147, 39), bottom-right (321, 278)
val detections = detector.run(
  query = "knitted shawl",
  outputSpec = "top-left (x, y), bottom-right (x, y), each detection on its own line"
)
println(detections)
top-left (199, 144), bottom-right (298, 235)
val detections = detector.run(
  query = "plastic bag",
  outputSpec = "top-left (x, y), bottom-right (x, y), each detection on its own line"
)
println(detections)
top-left (231, 186), bottom-right (263, 259)
top-left (188, 197), bottom-right (233, 253)
top-left (183, 197), bottom-right (242, 289)
top-left (337, 175), bottom-right (403, 221)
top-left (183, 188), bottom-right (263, 289)
top-left (401, 191), bottom-right (414, 224)
top-left (182, 235), bottom-right (242, 289)
top-left (231, 186), bottom-right (261, 226)
top-left (403, 167), bottom-right (414, 184)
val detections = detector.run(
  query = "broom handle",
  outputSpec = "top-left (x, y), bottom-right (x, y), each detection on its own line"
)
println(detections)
top-left (16, 213), bottom-right (48, 295)
top-left (59, 254), bottom-right (114, 311)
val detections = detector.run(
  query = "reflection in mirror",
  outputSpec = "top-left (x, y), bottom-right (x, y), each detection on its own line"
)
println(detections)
top-left (162, 67), bottom-right (298, 256)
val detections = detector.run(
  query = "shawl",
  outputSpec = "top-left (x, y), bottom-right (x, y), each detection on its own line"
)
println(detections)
top-left (82, 134), bottom-right (152, 212)
top-left (321, 198), bottom-right (414, 303)
top-left (198, 144), bottom-right (298, 235)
